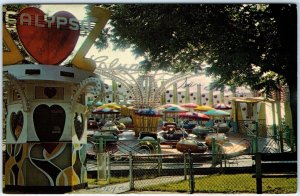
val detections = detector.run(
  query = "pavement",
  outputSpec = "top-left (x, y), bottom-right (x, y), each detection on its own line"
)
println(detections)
top-left (69, 182), bottom-right (131, 194)
top-left (69, 176), bottom-right (185, 194)
top-left (69, 182), bottom-right (169, 194)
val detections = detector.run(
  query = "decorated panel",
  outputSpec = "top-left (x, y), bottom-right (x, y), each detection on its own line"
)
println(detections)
top-left (6, 104), bottom-right (27, 144)
top-left (5, 143), bottom-right (87, 187)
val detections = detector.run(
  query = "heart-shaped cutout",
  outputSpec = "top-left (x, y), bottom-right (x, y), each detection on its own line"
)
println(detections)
top-left (74, 113), bottom-right (84, 140)
top-left (10, 111), bottom-right (23, 141)
top-left (33, 104), bottom-right (65, 153)
top-left (16, 7), bottom-right (80, 65)
top-left (44, 87), bottom-right (57, 98)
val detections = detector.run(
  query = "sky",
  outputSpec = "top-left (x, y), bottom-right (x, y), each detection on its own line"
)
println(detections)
top-left (2, 3), bottom-right (250, 94)
top-left (40, 4), bottom-right (145, 65)
top-left (39, 4), bottom-right (220, 93)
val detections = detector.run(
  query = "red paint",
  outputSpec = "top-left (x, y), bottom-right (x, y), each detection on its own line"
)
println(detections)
top-left (17, 7), bottom-right (80, 65)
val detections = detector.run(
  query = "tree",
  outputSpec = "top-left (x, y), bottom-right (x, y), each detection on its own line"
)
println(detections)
top-left (88, 4), bottom-right (297, 138)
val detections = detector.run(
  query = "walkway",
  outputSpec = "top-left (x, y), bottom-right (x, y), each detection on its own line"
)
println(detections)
top-left (69, 176), bottom-right (184, 194)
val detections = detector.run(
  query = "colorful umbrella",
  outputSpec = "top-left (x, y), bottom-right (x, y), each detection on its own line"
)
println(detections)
top-left (162, 106), bottom-right (188, 123)
top-left (156, 103), bottom-right (179, 110)
top-left (180, 103), bottom-right (198, 109)
top-left (98, 103), bottom-right (121, 110)
top-left (213, 103), bottom-right (232, 110)
top-left (87, 100), bottom-right (103, 107)
top-left (135, 108), bottom-right (163, 117)
top-left (203, 109), bottom-right (230, 116)
top-left (163, 106), bottom-right (188, 113)
top-left (194, 105), bottom-right (214, 111)
top-left (179, 112), bottom-right (210, 120)
top-left (92, 107), bottom-right (120, 114)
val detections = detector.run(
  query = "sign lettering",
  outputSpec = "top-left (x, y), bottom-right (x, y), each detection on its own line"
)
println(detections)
top-left (5, 10), bottom-right (93, 32)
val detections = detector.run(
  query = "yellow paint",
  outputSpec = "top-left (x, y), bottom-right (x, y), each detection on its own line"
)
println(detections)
top-left (5, 156), bottom-right (16, 175)
top-left (18, 169), bottom-right (25, 185)
top-left (258, 102), bottom-right (266, 120)
top-left (18, 144), bottom-right (28, 167)
top-left (71, 6), bottom-right (111, 72)
top-left (63, 167), bottom-right (74, 185)
top-left (72, 169), bottom-right (80, 185)
top-left (236, 103), bottom-right (243, 120)
top-left (5, 156), bottom-right (16, 185)
top-left (3, 24), bottom-right (24, 65)
top-left (58, 172), bottom-right (65, 186)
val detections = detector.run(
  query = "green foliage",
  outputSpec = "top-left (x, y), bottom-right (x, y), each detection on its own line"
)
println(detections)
top-left (86, 4), bottom-right (297, 136)
top-left (87, 4), bottom-right (295, 85)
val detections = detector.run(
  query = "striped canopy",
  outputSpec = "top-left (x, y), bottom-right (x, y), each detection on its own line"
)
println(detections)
top-left (213, 103), bottom-right (232, 110)
top-left (194, 105), bottom-right (214, 111)
top-left (180, 103), bottom-right (198, 108)
top-left (203, 109), bottom-right (230, 116)
top-left (178, 112), bottom-right (210, 120)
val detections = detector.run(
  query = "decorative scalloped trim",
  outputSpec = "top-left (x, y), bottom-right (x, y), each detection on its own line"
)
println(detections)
top-left (71, 77), bottom-right (105, 112)
top-left (3, 72), bottom-right (30, 112)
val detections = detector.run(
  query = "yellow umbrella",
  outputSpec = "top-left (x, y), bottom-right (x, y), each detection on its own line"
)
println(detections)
top-left (97, 102), bottom-right (121, 110)
top-left (194, 105), bottom-right (214, 111)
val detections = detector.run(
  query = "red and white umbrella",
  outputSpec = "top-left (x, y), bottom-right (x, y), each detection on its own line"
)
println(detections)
top-left (180, 103), bottom-right (198, 109)
top-left (213, 103), bottom-right (232, 110)
top-left (179, 112), bottom-right (210, 120)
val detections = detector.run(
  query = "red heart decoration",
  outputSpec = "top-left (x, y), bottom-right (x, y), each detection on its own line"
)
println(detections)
top-left (17, 7), bottom-right (80, 65)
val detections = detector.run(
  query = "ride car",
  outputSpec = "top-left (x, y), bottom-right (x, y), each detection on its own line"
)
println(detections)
top-left (157, 129), bottom-right (188, 147)
top-left (137, 132), bottom-right (160, 154)
top-left (87, 117), bottom-right (98, 129)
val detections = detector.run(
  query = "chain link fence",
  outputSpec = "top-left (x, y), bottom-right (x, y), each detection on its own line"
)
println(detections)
top-left (90, 151), bottom-right (296, 194)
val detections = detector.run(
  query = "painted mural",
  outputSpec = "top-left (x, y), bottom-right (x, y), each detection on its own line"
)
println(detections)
top-left (3, 5), bottom-right (109, 191)
top-left (5, 143), bottom-right (86, 187)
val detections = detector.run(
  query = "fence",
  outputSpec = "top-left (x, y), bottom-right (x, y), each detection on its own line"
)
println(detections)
top-left (86, 133), bottom-right (297, 194)
top-left (89, 151), bottom-right (297, 194)
top-left (237, 120), bottom-right (296, 152)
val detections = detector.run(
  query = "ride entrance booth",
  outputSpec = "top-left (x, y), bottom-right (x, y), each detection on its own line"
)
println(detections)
top-left (3, 6), bottom-right (110, 192)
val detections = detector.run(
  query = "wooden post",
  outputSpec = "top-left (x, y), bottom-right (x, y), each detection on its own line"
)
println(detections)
top-left (107, 153), bottom-right (111, 183)
top-left (212, 137), bottom-right (217, 166)
top-left (184, 153), bottom-right (187, 180)
top-left (271, 103), bottom-right (277, 136)
top-left (129, 151), bottom-right (134, 190)
top-left (188, 151), bottom-right (194, 194)
top-left (97, 138), bottom-right (104, 181)
top-left (255, 122), bottom-right (259, 153)
top-left (255, 153), bottom-right (262, 194)
top-left (279, 131), bottom-right (284, 153)
top-left (157, 138), bottom-right (162, 176)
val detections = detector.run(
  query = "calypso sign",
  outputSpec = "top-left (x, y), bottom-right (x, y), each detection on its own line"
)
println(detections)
top-left (3, 6), bottom-right (111, 72)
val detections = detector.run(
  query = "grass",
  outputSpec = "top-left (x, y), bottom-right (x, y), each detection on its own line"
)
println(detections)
top-left (137, 174), bottom-right (297, 194)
